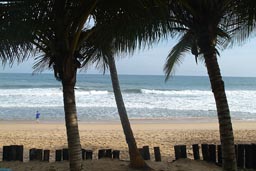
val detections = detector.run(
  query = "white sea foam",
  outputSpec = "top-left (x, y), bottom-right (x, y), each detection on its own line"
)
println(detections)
top-left (1, 74), bottom-right (255, 121)
top-left (1, 88), bottom-right (256, 115)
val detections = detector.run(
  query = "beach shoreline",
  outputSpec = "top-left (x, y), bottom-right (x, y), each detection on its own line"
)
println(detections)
top-left (0, 116), bottom-right (255, 124)
top-left (1, 120), bottom-right (255, 152)
top-left (0, 118), bottom-right (255, 128)
top-left (0, 120), bottom-right (255, 170)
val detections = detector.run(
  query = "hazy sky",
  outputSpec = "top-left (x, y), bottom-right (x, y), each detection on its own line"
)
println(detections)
top-left (1, 37), bottom-right (256, 77)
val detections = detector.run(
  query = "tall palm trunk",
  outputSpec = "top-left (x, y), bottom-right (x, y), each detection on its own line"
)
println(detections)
top-left (107, 55), bottom-right (149, 169)
top-left (62, 58), bottom-right (82, 171)
top-left (203, 47), bottom-right (237, 171)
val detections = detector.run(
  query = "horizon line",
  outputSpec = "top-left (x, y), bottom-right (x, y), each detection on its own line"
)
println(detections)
top-left (0, 72), bottom-right (256, 78)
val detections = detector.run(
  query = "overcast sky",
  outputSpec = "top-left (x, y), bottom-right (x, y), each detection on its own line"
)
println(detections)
top-left (1, 37), bottom-right (256, 77)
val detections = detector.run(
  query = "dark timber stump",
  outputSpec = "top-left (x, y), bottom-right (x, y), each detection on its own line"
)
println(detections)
top-left (105, 149), bottom-right (112, 158)
top-left (3, 146), bottom-right (10, 161)
top-left (174, 145), bottom-right (187, 160)
top-left (29, 148), bottom-right (37, 161)
top-left (245, 144), bottom-right (254, 169)
top-left (98, 149), bottom-right (105, 159)
top-left (143, 146), bottom-right (150, 160)
top-left (252, 144), bottom-right (256, 169)
top-left (36, 149), bottom-right (43, 161)
top-left (16, 145), bottom-right (24, 162)
top-left (208, 144), bottom-right (216, 163)
top-left (86, 150), bottom-right (93, 160)
top-left (201, 144), bottom-right (209, 161)
top-left (192, 144), bottom-right (200, 160)
top-left (154, 147), bottom-right (161, 162)
top-left (55, 150), bottom-right (62, 161)
top-left (237, 144), bottom-right (245, 168)
top-left (180, 145), bottom-right (187, 158)
top-left (43, 150), bottom-right (50, 162)
top-left (9, 145), bottom-right (17, 161)
top-left (29, 148), bottom-right (43, 161)
top-left (82, 149), bottom-right (86, 160)
top-left (112, 150), bottom-right (120, 159)
top-left (3, 145), bottom-right (23, 161)
top-left (174, 145), bottom-right (181, 160)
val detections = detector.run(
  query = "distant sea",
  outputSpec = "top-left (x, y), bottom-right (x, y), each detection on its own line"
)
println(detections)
top-left (0, 73), bottom-right (256, 122)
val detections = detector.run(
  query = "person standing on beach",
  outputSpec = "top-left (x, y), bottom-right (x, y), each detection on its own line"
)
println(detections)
top-left (35, 111), bottom-right (40, 123)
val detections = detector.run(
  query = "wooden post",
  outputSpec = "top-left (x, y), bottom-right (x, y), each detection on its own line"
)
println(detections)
top-left (86, 150), bottom-right (93, 160)
top-left (16, 145), bottom-right (24, 162)
top-left (62, 148), bottom-right (69, 160)
top-left (154, 147), bottom-right (161, 162)
top-left (252, 144), bottom-right (256, 169)
top-left (180, 145), bottom-right (187, 158)
top-left (174, 145), bottom-right (181, 160)
top-left (105, 149), bottom-right (112, 158)
top-left (208, 144), bottom-right (216, 163)
top-left (10, 145), bottom-right (17, 161)
top-left (112, 150), bottom-right (120, 159)
top-left (192, 144), bottom-right (200, 160)
top-left (217, 145), bottom-right (222, 165)
top-left (98, 149), bottom-right (105, 159)
top-left (82, 149), bottom-right (85, 160)
top-left (245, 144), bottom-right (253, 169)
top-left (55, 150), bottom-right (62, 161)
top-left (29, 148), bottom-right (37, 161)
top-left (3, 146), bottom-right (10, 161)
top-left (36, 149), bottom-right (43, 161)
top-left (174, 145), bottom-right (187, 159)
top-left (235, 144), bottom-right (238, 160)
top-left (43, 150), bottom-right (50, 162)
top-left (237, 144), bottom-right (245, 168)
top-left (143, 146), bottom-right (150, 160)
top-left (201, 144), bottom-right (209, 161)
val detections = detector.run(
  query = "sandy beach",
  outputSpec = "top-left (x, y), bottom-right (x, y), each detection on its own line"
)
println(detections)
top-left (0, 120), bottom-right (255, 171)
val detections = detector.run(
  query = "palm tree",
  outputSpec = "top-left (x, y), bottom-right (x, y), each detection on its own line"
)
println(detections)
top-left (27, 1), bottom-right (168, 170)
top-left (79, 36), bottom-right (150, 168)
top-left (2, 1), bottom-right (165, 170)
top-left (6, 1), bottom-right (98, 170)
top-left (76, 3), bottom-right (169, 168)
top-left (164, 1), bottom-right (237, 171)
top-left (108, 55), bottom-right (149, 168)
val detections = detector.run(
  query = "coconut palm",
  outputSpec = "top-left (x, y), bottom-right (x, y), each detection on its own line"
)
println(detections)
top-left (79, 36), bottom-right (150, 168)
top-left (76, 3), bottom-right (169, 168)
top-left (4, 1), bottom-right (98, 170)
top-left (164, 1), bottom-right (237, 171)
top-left (27, 1), bottom-right (169, 170)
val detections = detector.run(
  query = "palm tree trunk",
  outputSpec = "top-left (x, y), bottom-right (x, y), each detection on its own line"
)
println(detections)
top-left (107, 55), bottom-right (149, 169)
top-left (204, 52), bottom-right (237, 171)
top-left (62, 65), bottom-right (82, 171)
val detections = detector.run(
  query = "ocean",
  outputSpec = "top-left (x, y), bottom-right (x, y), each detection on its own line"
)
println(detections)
top-left (0, 73), bottom-right (256, 122)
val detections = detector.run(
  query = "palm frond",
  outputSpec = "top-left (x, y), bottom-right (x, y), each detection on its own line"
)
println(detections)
top-left (164, 31), bottom-right (195, 81)
top-left (216, 27), bottom-right (231, 50)
top-left (0, 0), bottom-right (35, 65)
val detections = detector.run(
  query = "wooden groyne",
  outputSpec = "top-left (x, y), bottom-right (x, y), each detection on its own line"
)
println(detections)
top-left (1, 144), bottom-right (256, 169)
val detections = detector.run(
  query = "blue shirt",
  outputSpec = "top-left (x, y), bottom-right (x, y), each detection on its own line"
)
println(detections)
top-left (36, 112), bottom-right (40, 119)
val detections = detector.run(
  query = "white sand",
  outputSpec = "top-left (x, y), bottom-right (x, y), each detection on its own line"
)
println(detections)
top-left (0, 120), bottom-right (255, 171)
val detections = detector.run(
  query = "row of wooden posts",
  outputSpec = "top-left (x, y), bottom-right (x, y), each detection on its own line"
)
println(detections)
top-left (2, 144), bottom-right (256, 169)
top-left (2, 145), bottom-right (160, 162)
top-left (174, 143), bottom-right (256, 169)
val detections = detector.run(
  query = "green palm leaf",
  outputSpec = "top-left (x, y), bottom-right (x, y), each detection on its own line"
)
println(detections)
top-left (164, 31), bottom-right (194, 80)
